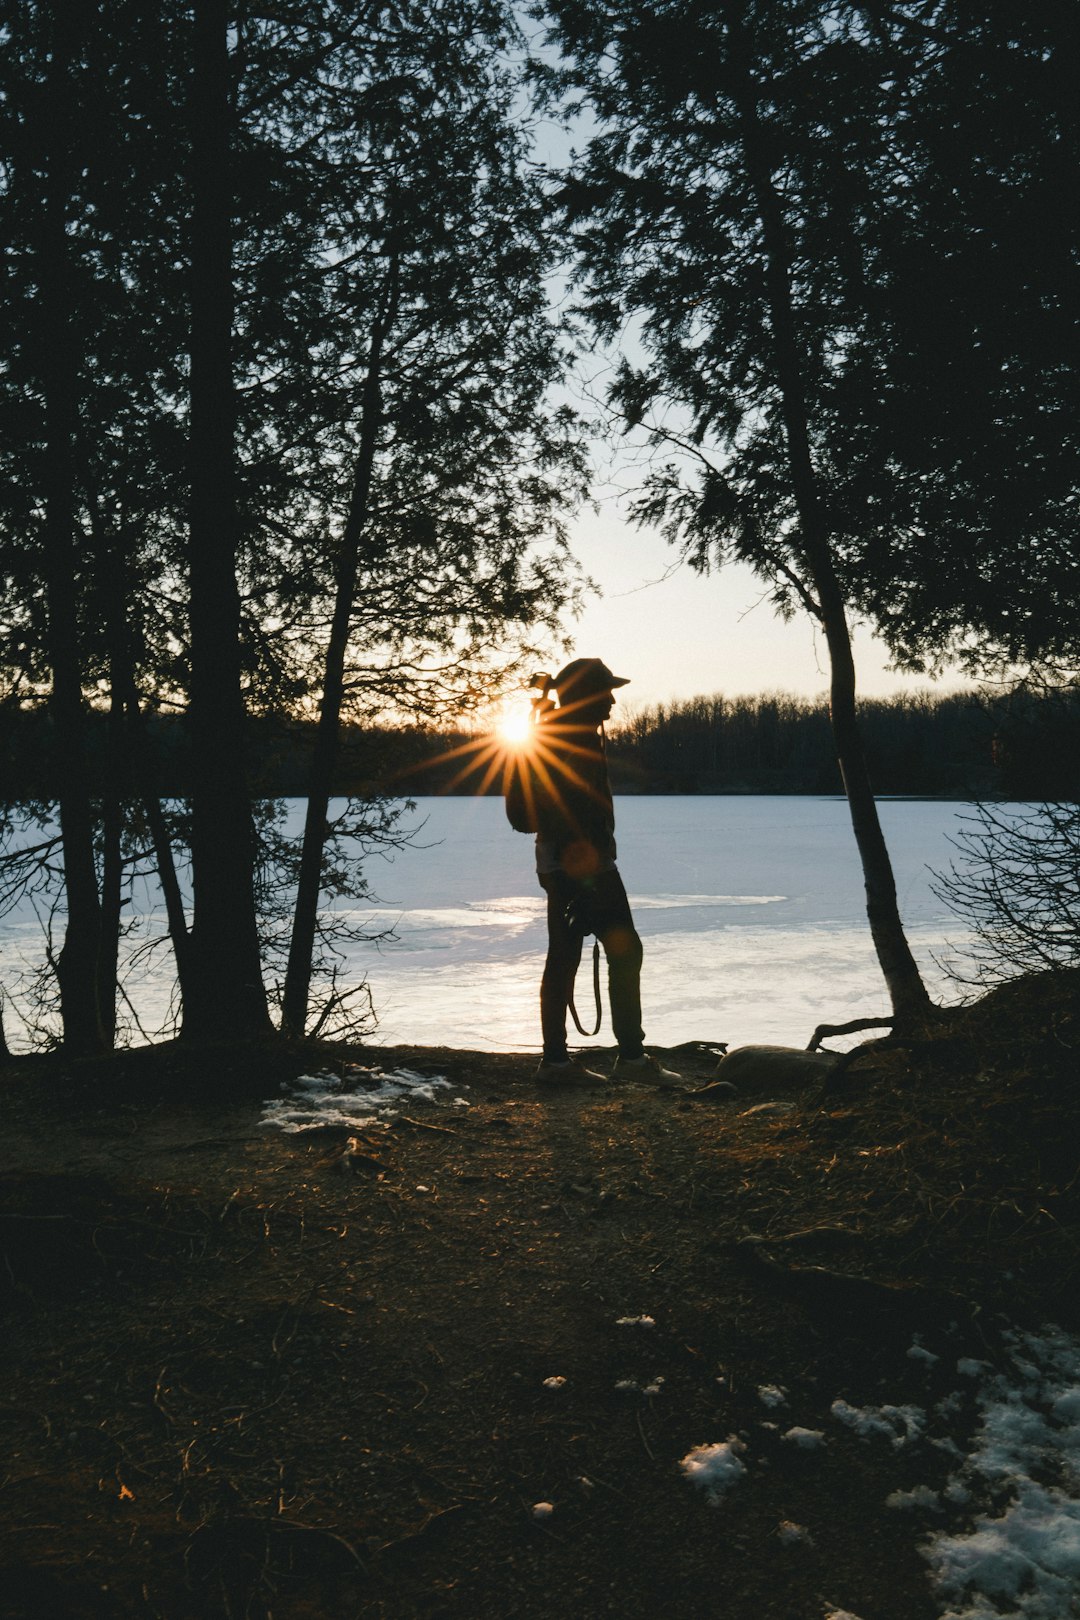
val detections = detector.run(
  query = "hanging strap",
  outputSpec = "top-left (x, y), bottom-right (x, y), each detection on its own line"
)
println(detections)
top-left (568, 938), bottom-right (602, 1037)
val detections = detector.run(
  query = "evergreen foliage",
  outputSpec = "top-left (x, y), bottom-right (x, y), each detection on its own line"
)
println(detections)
top-left (539, 0), bottom-right (941, 1017)
top-left (0, 1), bottom-right (585, 1049)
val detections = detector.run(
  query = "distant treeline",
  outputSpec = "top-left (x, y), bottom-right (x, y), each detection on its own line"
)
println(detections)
top-left (4, 687), bottom-right (1079, 804)
top-left (603, 691), bottom-right (1034, 798)
top-left (541, 689), bottom-right (1079, 800)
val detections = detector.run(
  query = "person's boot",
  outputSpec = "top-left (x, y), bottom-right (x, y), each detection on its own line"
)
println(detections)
top-left (534, 1055), bottom-right (608, 1086)
top-left (612, 1052), bottom-right (682, 1087)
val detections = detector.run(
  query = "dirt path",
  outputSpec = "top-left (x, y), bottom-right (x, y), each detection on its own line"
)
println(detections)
top-left (2, 1007), bottom-right (1076, 1618)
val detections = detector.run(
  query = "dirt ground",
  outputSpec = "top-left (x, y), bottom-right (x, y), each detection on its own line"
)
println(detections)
top-left (2, 971), bottom-right (1078, 1620)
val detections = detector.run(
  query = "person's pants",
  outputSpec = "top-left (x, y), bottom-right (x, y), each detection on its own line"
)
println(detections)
top-left (539, 867), bottom-right (645, 1061)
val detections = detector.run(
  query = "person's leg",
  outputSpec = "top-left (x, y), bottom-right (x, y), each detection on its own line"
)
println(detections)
top-left (539, 872), bottom-right (583, 1062)
top-left (589, 869), bottom-right (645, 1059)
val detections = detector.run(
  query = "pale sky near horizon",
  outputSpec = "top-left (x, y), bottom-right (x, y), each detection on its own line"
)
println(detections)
top-left (553, 503), bottom-right (969, 713)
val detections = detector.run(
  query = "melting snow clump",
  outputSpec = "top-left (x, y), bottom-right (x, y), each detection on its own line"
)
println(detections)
top-left (542, 1376), bottom-right (566, 1390)
top-left (777, 1519), bottom-right (813, 1546)
top-left (782, 1426), bottom-right (825, 1450)
top-left (758, 1383), bottom-right (788, 1408)
top-left (531, 1501), bottom-right (554, 1520)
top-left (679, 1438), bottom-right (747, 1505)
top-left (261, 1066), bottom-right (456, 1132)
top-left (886, 1484), bottom-right (942, 1512)
top-left (907, 1336), bottom-right (940, 1366)
top-left (830, 1398), bottom-right (926, 1448)
top-left (616, 1314), bottom-right (656, 1328)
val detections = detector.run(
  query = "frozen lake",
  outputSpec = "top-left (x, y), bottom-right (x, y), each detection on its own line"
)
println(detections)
top-left (0, 796), bottom-right (976, 1054)
top-left (353, 795), bottom-right (971, 1052)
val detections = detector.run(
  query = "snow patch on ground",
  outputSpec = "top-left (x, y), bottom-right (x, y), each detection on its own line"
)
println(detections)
top-left (782, 1426), bottom-right (826, 1450)
top-left (830, 1398), bottom-right (926, 1448)
top-left (679, 1439), bottom-right (747, 1505)
top-left (887, 1484), bottom-right (943, 1512)
top-left (922, 1326), bottom-right (1080, 1620)
top-left (261, 1066), bottom-right (456, 1132)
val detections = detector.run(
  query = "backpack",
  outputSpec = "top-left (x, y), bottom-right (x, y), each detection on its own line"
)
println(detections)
top-left (508, 761), bottom-right (540, 835)
top-left (504, 748), bottom-right (540, 832)
top-left (503, 678), bottom-right (554, 833)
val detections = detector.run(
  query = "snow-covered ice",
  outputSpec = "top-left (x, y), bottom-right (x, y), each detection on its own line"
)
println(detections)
top-left (0, 795), bottom-right (976, 1053)
top-left (341, 795), bottom-right (971, 1052)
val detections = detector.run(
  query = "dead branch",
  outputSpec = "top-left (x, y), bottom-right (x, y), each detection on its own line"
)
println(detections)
top-left (806, 1016), bottom-right (895, 1051)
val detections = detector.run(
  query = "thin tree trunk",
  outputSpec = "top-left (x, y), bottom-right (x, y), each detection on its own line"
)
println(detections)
top-left (184, 0), bottom-right (271, 1041)
top-left (727, 8), bottom-right (932, 1022)
top-left (41, 2), bottom-right (105, 1056)
top-left (131, 708), bottom-right (194, 1010)
top-left (280, 269), bottom-right (398, 1038)
top-left (85, 498), bottom-right (130, 1047)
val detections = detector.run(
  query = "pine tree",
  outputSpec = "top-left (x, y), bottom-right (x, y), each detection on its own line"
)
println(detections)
top-left (542, 0), bottom-right (933, 1020)
top-left (2, 1), bottom-right (584, 1048)
top-left (821, 1), bottom-right (1080, 676)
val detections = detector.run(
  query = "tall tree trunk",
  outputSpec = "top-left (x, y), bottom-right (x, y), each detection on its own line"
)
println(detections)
top-left (728, 9), bottom-right (932, 1022)
top-left (88, 494), bottom-right (195, 1018)
top-left (280, 270), bottom-right (397, 1038)
top-left (184, 0), bottom-right (271, 1041)
top-left (86, 498), bottom-right (129, 1046)
top-left (41, 1), bottom-right (105, 1056)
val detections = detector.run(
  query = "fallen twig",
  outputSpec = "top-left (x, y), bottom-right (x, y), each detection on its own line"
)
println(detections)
top-left (391, 1115), bottom-right (457, 1136)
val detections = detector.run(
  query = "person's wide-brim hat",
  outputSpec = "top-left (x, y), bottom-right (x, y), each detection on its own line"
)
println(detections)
top-left (552, 658), bottom-right (630, 699)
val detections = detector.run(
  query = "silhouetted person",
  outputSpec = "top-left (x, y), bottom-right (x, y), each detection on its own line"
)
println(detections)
top-left (519, 658), bottom-right (679, 1086)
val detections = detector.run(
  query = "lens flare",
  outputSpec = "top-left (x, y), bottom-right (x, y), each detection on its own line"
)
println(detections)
top-left (497, 703), bottom-right (532, 745)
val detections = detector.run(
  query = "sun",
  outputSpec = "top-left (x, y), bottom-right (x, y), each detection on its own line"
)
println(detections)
top-left (496, 702), bottom-right (532, 746)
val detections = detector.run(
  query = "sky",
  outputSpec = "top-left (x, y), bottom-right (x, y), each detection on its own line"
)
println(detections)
top-left (557, 502), bottom-right (968, 713)
top-left (520, 41), bottom-right (973, 715)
